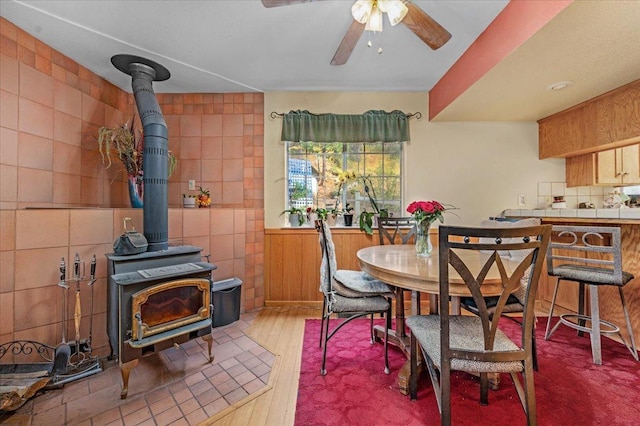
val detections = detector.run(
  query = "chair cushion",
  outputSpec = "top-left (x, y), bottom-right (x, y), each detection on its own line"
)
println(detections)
top-left (553, 264), bottom-right (634, 286)
top-left (333, 270), bottom-right (393, 296)
top-left (329, 293), bottom-right (390, 314)
top-left (461, 295), bottom-right (523, 314)
top-left (479, 218), bottom-right (541, 259)
top-left (406, 315), bottom-right (524, 373)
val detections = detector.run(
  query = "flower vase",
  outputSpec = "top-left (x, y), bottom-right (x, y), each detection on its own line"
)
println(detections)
top-left (415, 221), bottom-right (433, 257)
top-left (127, 175), bottom-right (143, 208)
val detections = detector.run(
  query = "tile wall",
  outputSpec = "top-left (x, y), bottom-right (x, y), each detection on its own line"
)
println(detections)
top-left (0, 207), bottom-right (264, 359)
top-left (503, 180), bottom-right (640, 219)
top-left (535, 181), bottom-right (614, 209)
top-left (158, 92), bottom-right (264, 209)
top-left (0, 18), bottom-right (266, 353)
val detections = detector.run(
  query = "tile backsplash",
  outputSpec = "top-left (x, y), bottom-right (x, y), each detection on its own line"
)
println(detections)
top-left (536, 181), bottom-right (615, 209)
top-left (502, 180), bottom-right (640, 220)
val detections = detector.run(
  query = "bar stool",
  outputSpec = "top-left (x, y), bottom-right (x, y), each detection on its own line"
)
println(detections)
top-left (544, 225), bottom-right (638, 365)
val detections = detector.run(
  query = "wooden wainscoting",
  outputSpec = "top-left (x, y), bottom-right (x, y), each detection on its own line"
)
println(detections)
top-left (264, 227), bottom-right (380, 306)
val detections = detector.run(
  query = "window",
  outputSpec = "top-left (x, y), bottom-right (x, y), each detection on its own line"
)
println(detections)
top-left (286, 141), bottom-right (403, 216)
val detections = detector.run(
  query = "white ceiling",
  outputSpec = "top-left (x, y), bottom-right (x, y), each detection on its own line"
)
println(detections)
top-left (1, 0), bottom-right (640, 122)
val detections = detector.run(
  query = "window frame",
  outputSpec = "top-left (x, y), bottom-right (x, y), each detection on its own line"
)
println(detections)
top-left (285, 140), bottom-right (404, 217)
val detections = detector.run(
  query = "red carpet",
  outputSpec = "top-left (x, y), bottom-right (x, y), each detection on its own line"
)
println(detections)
top-left (295, 317), bottom-right (640, 425)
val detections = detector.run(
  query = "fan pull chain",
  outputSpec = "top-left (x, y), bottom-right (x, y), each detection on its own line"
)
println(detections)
top-left (366, 32), bottom-right (383, 55)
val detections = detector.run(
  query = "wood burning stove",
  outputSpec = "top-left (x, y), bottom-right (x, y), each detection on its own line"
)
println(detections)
top-left (105, 54), bottom-right (219, 399)
top-left (107, 246), bottom-right (216, 399)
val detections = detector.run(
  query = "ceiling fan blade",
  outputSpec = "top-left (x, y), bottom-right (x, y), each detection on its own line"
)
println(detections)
top-left (261, 0), bottom-right (317, 7)
top-left (331, 20), bottom-right (366, 66)
top-left (401, 2), bottom-right (451, 50)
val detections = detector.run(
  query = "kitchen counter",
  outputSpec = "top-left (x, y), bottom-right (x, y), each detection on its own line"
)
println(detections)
top-left (503, 208), bottom-right (640, 223)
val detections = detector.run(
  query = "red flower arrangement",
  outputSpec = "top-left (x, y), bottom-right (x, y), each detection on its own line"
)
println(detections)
top-left (406, 200), bottom-right (456, 225)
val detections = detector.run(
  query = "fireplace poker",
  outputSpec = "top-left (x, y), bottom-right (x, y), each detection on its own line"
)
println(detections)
top-left (55, 257), bottom-right (72, 375)
top-left (87, 255), bottom-right (97, 356)
top-left (58, 257), bottom-right (68, 344)
top-left (72, 253), bottom-right (83, 364)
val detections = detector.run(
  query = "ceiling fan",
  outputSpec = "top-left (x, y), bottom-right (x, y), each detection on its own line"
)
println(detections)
top-left (261, 0), bottom-right (451, 65)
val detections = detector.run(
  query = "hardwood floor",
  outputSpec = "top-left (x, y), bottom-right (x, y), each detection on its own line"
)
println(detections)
top-left (202, 306), bottom-right (319, 426)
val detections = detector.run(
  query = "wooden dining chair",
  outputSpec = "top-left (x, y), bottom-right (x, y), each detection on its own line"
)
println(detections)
top-left (378, 216), bottom-right (417, 245)
top-left (316, 220), bottom-right (393, 375)
top-left (377, 216), bottom-right (418, 335)
top-left (406, 224), bottom-right (551, 426)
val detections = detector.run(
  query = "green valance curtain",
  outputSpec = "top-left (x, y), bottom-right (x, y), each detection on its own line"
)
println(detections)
top-left (280, 110), bottom-right (410, 143)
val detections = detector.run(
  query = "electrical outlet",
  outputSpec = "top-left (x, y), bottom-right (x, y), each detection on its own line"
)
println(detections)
top-left (188, 180), bottom-right (196, 190)
top-left (518, 193), bottom-right (526, 207)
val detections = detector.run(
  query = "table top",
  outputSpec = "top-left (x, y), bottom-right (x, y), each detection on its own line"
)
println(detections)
top-left (357, 245), bottom-right (514, 297)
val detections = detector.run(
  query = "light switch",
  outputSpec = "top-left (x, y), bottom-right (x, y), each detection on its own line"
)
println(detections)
top-left (189, 180), bottom-right (196, 190)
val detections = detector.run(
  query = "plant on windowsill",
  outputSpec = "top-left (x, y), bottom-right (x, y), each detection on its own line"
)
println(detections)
top-left (327, 205), bottom-right (342, 227)
top-left (315, 208), bottom-right (329, 221)
top-left (281, 206), bottom-right (305, 227)
top-left (343, 203), bottom-right (354, 227)
top-left (357, 175), bottom-right (389, 235)
top-left (331, 169), bottom-right (355, 226)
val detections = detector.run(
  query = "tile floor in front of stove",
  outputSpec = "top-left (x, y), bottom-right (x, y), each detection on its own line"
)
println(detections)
top-left (2, 311), bottom-right (274, 426)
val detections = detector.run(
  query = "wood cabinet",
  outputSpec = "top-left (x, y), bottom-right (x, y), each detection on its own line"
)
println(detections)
top-left (539, 102), bottom-right (597, 159)
top-left (565, 144), bottom-right (640, 187)
top-left (539, 80), bottom-right (640, 159)
top-left (596, 145), bottom-right (640, 185)
top-left (597, 81), bottom-right (640, 145)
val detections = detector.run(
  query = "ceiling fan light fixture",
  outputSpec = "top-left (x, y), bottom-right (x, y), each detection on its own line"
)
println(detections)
top-left (379, 0), bottom-right (408, 26)
top-left (365, 3), bottom-right (383, 32)
top-left (352, 0), bottom-right (373, 24)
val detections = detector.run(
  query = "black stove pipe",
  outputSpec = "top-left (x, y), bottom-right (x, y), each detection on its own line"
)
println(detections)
top-left (111, 54), bottom-right (171, 252)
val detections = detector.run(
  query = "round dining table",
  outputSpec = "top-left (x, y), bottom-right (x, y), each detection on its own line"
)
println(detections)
top-left (357, 244), bottom-right (511, 299)
top-left (357, 244), bottom-right (516, 394)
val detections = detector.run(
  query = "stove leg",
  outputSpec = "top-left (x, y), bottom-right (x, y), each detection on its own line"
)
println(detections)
top-left (120, 359), bottom-right (138, 399)
top-left (203, 334), bottom-right (214, 363)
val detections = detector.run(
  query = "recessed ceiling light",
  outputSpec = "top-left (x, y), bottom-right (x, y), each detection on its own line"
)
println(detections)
top-left (546, 80), bottom-right (574, 91)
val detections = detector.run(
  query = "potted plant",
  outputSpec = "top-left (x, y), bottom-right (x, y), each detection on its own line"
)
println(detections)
top-left (343, 203), bottom-right (354, 227)
top-left (357, 175), bottom-right (389, 235)
top-left (196, 186), bottom-right (211, 208)
top-left (306, 206), bottom-right (318, 223)
top-left (97, 118), bottom-right (177, 208)
top-left (281, 206), bottom-right (305, 227)
top-left (315, 207), bottom-right (329, 221)
top-left (182, 194), bottom-right (197, 208)
top-left (327, 205), bottom-right (341, 227)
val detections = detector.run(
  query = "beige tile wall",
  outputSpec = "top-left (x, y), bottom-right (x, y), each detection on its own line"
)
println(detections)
top-left (0, 18), bottom-right (266, 353)
top-left (0, 207), bottom-right (263, 359)
top-left (536, 181), bottom-right (614, 209)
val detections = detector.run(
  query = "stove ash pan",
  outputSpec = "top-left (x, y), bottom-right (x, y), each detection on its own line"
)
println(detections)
top-left (106, 245), bottom-right (217, 399)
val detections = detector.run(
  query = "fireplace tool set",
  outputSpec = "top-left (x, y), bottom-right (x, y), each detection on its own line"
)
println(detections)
top-left (50, 253), bottom-right (102, 386)
top-left (0, 254), bottom-right (103, 410)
